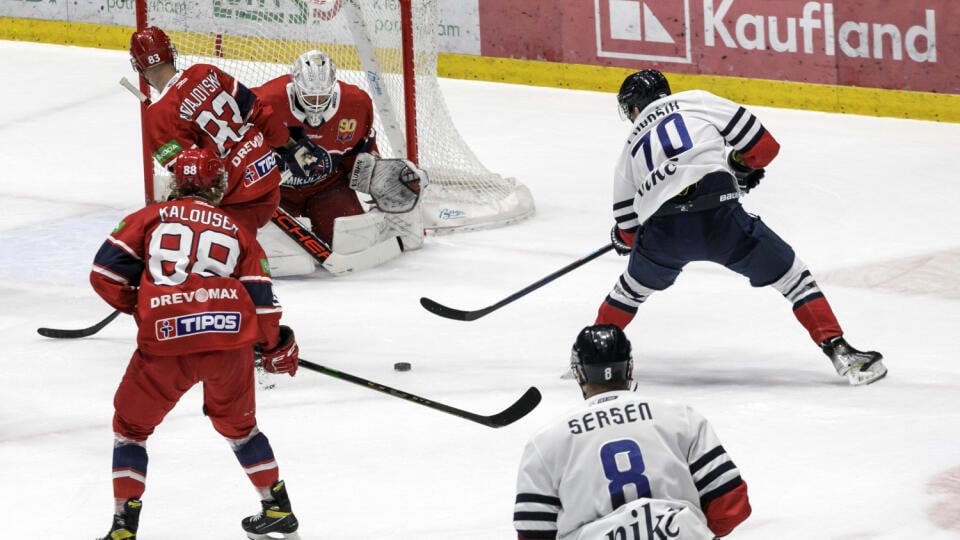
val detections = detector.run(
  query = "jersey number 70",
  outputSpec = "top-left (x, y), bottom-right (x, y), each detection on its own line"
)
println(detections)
top-left (630, 113), bottom-right (693, 173)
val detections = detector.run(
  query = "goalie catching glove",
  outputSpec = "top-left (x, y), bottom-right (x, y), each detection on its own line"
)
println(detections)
top-left (349, 152), bottom-right (426, 214)
top-left (727, 150), bottom-right (764, 193)
top-left (260, 325), bottom-right (299, 377)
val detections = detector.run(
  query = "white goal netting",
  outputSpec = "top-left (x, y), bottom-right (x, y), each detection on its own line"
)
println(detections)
top-left (143, 0), bottom-right (534, 232)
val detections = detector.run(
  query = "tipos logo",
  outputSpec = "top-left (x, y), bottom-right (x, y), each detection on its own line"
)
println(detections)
top-left (155, 311), bottom-right (241, 341)
top-left (595, 0), bottom-right (691, 63)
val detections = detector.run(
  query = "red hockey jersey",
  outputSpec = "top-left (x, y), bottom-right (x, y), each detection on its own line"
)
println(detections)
top-left (252, 76), bottom-right (378, 191)
top-left (144, 64), bottom-right (287, 207)
top-left (90, 196), bottom-right (283, 356)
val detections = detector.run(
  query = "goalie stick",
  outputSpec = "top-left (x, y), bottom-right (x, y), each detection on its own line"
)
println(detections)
top-left (297, 358), bottom-right (541, 428)
top-left (270, 206), bottom-right (403, 274)
top-left (37, 310), bottom-right (121, 339)
top-left (420, 242), bottom-right (616, 321)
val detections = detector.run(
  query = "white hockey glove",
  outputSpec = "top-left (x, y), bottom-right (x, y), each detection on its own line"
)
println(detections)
top-left (349, 152), bottom-right (426, 214)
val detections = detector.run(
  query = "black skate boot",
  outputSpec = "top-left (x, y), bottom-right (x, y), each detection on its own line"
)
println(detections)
top-left (242, 480), bottom-right (301, 540)
top-left (98, 499), bottom-right (142, 540)
top-left (821, 336), bottom-right (887, 385)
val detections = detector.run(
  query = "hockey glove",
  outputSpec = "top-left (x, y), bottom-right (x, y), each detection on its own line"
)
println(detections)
top-left (279, 138), bottom-right (326, 184)
top-left (349, 153), bottom-right (425, 213)
top-left (610, 225), bottom-right (635, 256)
top-left (261, 325), bottom-right (299, 377)
top-left (727, 150), bottom-right (764, 193)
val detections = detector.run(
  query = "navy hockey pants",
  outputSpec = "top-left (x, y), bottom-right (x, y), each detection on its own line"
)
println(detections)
top-left (627, 201), bottom-right (795, 290)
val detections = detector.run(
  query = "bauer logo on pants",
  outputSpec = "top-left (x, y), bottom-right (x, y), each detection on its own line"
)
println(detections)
top-left (155, 311), bottom-right (241, 340)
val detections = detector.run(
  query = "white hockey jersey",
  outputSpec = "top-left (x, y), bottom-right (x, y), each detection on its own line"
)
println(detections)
top-left (612, 89), bottom-right (774, 229)
top-left (513, 390), bottom-right (750, 540)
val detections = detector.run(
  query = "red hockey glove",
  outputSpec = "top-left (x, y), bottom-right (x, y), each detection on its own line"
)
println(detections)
top-left (610, 225), bottom-right (635, 256)
top-left (261, 325), bottom-right (299, 377)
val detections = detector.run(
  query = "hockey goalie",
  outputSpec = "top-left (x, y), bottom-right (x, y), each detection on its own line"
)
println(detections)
top-left (253, 50), bottom-right (427, 276)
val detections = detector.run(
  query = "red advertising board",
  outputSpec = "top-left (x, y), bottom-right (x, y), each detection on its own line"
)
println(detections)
top-left (479, 0), bottom-right (959, 94)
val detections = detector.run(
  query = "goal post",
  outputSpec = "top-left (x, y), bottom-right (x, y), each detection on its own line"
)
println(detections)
top-left (135, 0), bottom-right (535, 233)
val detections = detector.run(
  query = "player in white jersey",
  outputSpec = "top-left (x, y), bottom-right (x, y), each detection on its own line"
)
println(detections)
top-left (596, 70), bottom-right (887, 385)
top-left (514, 324), bottom-right (751, 540)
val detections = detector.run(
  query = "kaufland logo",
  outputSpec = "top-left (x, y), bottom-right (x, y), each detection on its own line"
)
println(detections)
top-left (596, 1), bottom-right (937, 64)
top-left (596, 0), bottom-right (692, 62)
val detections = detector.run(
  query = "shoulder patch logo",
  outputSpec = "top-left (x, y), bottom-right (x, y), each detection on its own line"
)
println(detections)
top-left (154, 140), bottom-right (184, 165)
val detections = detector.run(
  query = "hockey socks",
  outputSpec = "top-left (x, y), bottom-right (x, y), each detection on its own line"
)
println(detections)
top-left (232, 431), bottom-right (280, 496)
top-left (793, 296), bottom-right (843, 345)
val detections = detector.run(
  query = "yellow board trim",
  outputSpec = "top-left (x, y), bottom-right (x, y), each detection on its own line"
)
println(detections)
top-left (3, 17), bottom-right (956, 123)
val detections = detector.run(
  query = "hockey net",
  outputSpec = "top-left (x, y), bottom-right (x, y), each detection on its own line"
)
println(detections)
top-left (139, 0), bottom-right (534, 233)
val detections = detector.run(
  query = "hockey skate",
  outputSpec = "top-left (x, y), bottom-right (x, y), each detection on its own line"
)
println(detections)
top-left (821, 336), bottom-right (887, 385)
top-left (98, 499), bottom-right (142, 540)
top-left (242, 480), bottom-right (301, 540)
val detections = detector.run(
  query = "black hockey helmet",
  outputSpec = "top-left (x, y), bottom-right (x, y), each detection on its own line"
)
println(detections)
top-left (617, 69), bottom-right (671, 119)
top-left (570, 324), bottom-right (633, 385)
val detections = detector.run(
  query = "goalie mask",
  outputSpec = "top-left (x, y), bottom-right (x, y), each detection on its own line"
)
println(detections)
top-left (130, 26), bottom-right (177, 74)
top-left (171, 148), bottom-right (226, 203)
top-left (291, 50), bottom-right (337, 127)
top-left (570, 324), bottom-right (633, 386)
top-left (617, 69), bottom-right (671, 121)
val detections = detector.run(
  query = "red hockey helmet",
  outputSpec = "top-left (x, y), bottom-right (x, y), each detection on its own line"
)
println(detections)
top-left (173, 148), bottom-right (224, 191)
top-left (130, 26), bottom-right (177, 73)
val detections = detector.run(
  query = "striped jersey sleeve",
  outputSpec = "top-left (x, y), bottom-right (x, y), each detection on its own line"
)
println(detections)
top-left (685, 406), bottom-right (752, 536)
top-left (514, 440), bottom-right (561, 540)
top-left (713, 95), bottom-right (780, 169)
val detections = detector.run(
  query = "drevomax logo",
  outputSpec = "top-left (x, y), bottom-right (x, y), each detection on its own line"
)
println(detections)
top-left (705, 1), bottom-right (937, 62)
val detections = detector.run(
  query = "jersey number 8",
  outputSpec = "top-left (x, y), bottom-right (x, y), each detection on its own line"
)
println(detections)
top-left (599, 438), bottom-right (652, 509)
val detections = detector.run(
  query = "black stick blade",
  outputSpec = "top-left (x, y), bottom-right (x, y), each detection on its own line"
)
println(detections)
top-left (482, 386), bottom-right (542, 428)
top-left (298, 358), bottom-right (541, 428)
top-left (419, 297), bottom-right (491, 321)
top-left (37, 310), bottom-right (121, 339)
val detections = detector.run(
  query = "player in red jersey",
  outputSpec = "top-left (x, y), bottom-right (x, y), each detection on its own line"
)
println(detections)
top-left (90, 148), bottom-right (301, 540)
top-left (130, 26), bottom-right (289, 235)
top-left (253, 50), bottom-right (425, 259)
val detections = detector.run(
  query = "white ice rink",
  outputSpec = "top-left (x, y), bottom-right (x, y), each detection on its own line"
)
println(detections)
top-left (2, 40), bottom-right (959, 539)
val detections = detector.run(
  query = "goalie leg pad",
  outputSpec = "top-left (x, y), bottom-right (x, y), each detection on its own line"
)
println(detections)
top-left (333, 208), bottom-right (424, 253)
top-left (256, 221), bottom-right (317, 277)
top-left (332, 211), bottom-right (394, 254)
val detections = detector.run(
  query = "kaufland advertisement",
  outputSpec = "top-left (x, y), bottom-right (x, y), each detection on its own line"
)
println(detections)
top-left (479, 0), bottom-right (958, 94)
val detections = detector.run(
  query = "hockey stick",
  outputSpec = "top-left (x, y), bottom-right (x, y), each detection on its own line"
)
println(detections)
top-left (271, 206), bottom-right (403, 275)
top-left (297, 358), bottom-right (541, 428)
top-left (37, 310), bottom-right (122, 339)
top-left (420, 243), bottom-right (616, 321)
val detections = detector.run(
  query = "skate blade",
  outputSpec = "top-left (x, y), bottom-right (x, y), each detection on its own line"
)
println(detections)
top-left (847, 361), bottom-right (888, 386)
top-left (245, 532), bottom-right (301, 540)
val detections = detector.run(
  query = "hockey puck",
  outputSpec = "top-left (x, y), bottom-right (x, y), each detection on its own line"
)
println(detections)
top-left (393, 362), bottom-right (412, 372)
